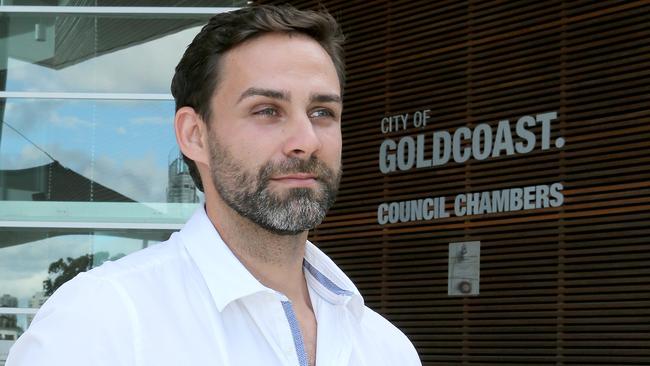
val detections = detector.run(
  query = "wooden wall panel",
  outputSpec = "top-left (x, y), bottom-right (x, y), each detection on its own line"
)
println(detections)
top-left (258, 1), bottom-right (649, 364)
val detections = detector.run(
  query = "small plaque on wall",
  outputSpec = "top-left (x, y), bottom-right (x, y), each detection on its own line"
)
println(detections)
top-left (448, 241), bottom-right (480, 296)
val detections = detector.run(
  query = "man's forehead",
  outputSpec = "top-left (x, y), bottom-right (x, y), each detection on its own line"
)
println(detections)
top-left (227, 31), bottom-right (322, 54)
top-left (215, 33), bottom-right (341, 101)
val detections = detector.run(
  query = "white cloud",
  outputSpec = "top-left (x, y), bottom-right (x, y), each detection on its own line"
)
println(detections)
top-left (0, 235), bottom-right (90, 302)
top-left (2, 143), bottom-right (167, 202)
top-left (130, 116), bottom-right (171, 125)
top-left (3, 100), bottom-right (59, 132)
top-left (77, 150), bottom-right (167, 202)
top-left (0, 144), bottom-right (53, 170)
top-left (4, 99), bottom-right (93, 134)
top-left (116, 126), bottom-right (127, 135)
top-left (96, 153), bottom-right (167, 202)
top-left (0, 233), bottom-right (156, 306)
top-left (50, 113), bottom-right (92, 129)
top-left (0, 272), bottom-right (47, 302)
top-left (20, 145), bottom-right (51, 167)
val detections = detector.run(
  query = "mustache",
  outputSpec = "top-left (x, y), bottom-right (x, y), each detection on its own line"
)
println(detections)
top-left (258, 156), bottom-right (336, 181)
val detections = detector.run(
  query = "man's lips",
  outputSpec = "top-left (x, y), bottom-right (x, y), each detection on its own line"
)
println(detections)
top-left (270, 173), bottom-right (318, 187)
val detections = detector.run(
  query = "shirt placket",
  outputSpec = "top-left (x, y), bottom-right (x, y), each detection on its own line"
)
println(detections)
top-left (280, 299), bottom-right (309, 366)
top-left (303, 260), bottom-right (355, 366)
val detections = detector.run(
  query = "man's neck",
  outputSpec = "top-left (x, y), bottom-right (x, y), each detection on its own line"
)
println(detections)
top-left (205, 196), bottom-right (310, 303)
top-left (204, 192), bottom-right (318, 366)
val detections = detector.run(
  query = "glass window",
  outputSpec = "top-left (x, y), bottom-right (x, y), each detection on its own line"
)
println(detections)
top-left (0, 4), bottom-right (229, 331)
top-left (0, 228), bottom-right (172, 335)
top-left (0, 98), bottom-right (200, 224)
top-left (1, 12), bottom-right (209, 94)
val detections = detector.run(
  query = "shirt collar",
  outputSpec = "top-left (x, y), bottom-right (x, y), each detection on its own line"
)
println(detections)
top-left (180, 206), bottom-right (364, 319)
top-left (303, 242), bottom-right (364, 320)
top-left (180, 207), bottom-right (271, 312)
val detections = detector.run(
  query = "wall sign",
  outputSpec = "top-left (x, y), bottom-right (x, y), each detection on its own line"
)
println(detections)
top-left (377, 111), bottom-right (566, 225)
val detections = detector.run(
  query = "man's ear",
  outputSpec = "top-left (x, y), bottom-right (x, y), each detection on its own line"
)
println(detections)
top-left (174, 106), bottom-right (209, 165)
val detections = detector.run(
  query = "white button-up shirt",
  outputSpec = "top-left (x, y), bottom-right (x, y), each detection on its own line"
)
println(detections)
top-left (8, 207), bottom-right (421, 366)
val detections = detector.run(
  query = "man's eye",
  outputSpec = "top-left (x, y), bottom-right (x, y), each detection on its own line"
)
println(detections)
top-left (254, 107), bottom-right (279, 116)
top-left (310, 109), bottom-right (335, 119)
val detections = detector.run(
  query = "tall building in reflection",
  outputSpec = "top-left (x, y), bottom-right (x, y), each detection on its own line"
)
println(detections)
top-left (0, 295), bottom-right (17, 308)
top-left (167, 152), bottom-right (199, 203)
top-left (0, 294), bottom-right (19, 341)
top-left (27, 292), bottom-right (48, 328)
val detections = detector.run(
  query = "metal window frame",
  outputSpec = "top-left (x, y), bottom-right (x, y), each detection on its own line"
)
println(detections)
top-left (0, 221), bottom-right (184, 229)
top-left (0, 307), bottom-right (39, 315)
top-left (0, 5), bottom-right (239, 16)
top-left (0, 91), bottom-right (173, 100)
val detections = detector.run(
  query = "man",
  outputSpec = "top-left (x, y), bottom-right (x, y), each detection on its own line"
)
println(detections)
top-left (8, 5), bottom-right (421, 366)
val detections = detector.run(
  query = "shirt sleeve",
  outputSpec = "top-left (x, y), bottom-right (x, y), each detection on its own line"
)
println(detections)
top-left (360, 307), bottom-right (422, 366)
top-left (6, 272), bottom-right (139, 366)
top-left (384, 323), bottom-right (422, 366)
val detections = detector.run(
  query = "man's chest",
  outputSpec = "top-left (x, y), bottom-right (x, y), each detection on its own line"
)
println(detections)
top-left (137, 295), bottom-right (370, 366)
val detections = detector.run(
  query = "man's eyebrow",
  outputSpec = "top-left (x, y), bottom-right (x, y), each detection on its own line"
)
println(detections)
top-left (311, 93), bottom-right (342, 104)
top-left (237, 88), bottom-right (289, 104)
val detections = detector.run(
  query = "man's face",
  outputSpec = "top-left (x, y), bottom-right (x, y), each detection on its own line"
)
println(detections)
top-left (205, 33), bottom-right (343, 235)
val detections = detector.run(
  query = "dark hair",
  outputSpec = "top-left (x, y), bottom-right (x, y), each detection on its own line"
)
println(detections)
top-left (171, 5), bottom-right (346, 192)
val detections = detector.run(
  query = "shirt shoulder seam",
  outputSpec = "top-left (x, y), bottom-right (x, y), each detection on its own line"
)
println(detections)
top-left (84, 272), bottom-right (144, 366)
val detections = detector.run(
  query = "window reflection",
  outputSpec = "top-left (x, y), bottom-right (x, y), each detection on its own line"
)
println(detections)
top-left (0, 313), bottom-right (26, 364)
top-left (0, 98), bottom-right (201, 205)
top-left (0, 228), bottom-right (171, 316)
top-left (0, 295), bottom-right (19, 345)
top-left (0, 5), bottom-right (227, 346)
top-left (0, 12), bottom-right (207, 94)
top-left (3, 227), bottom-right (173, 364)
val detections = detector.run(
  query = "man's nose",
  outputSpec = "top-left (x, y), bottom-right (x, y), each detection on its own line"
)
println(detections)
top-left (282, 113), bottom-right (322, 158)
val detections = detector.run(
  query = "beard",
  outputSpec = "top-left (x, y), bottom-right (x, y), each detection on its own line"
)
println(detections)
top-left (208, 139), bottom-right (341, 236)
